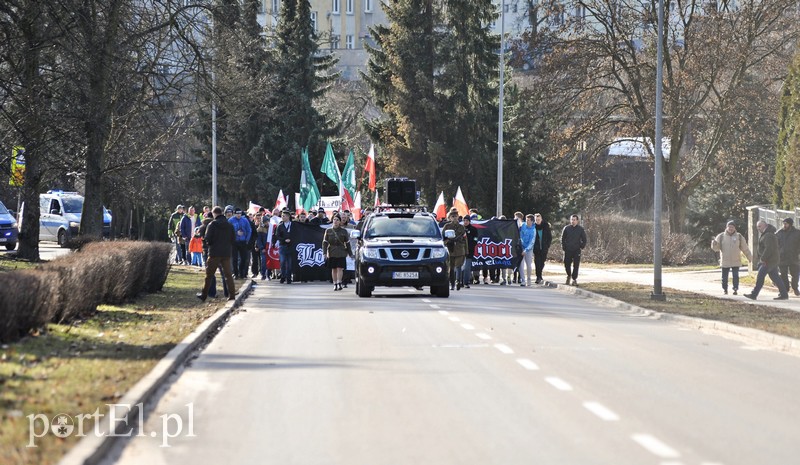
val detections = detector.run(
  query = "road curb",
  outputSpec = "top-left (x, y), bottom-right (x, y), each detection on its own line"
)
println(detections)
top-left (57, 279), bottom-right (256, 465)
top-left (545, 280), bottom-right (800, 357)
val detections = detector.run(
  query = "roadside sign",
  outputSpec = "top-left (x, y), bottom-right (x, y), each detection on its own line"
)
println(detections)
top-left (10, 146), bottom-right (25, 186)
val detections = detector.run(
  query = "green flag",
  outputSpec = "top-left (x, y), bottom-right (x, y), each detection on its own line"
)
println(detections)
top-left (320, 141), bottom-right (341, 189)
top-left (300, 147), bottom-right (320, 211)
top-left (342, 149), bottom-right (356, 203)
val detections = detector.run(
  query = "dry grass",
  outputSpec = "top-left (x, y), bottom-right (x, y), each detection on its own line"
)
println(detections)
top-left (0, 266), bottom-right (226, 465)
top-left (581, 282), bottom-right (800, 339)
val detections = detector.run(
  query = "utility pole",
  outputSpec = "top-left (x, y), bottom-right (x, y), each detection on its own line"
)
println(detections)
top-left (652, 0), bottom-right (666, 301)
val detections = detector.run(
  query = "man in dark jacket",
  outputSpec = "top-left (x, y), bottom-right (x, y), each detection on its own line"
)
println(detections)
top-left (533, 213), bottom-right (552, 285)
top-left (461, 215), bottom-right (478, 289)
top-left (561, 214), bottom-right (587, 286)
top-left (776, 217), bottom-right (800, 296)
top-left (745, 221), bottom-right (788, 300)
top-left (197, 206), bottom-right (236, 301)
top-left (273, 211), bottom-right (294, 284)
top-left (229, 209), bottom-right (252, 279)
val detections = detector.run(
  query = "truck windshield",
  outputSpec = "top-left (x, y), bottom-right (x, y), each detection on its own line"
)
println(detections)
top-left (0, 202), bottom-right (8, 215)
top-left (366, 217), bottom-right (440, 238)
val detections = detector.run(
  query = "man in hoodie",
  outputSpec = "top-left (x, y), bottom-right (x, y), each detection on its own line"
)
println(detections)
top-left (745, 221), bottom-right (789, 300)
top-left (776, 217), bottom-right (800, 296)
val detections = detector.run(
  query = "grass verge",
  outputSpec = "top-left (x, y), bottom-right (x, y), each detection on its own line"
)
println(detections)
top-left (0, 266), bottom-right (226, 465)
top-left (581, 282), bottom-right (800, 340)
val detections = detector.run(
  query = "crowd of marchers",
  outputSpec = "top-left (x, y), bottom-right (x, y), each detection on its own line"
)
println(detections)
top-left (166, 203), bottom-right (800, 302)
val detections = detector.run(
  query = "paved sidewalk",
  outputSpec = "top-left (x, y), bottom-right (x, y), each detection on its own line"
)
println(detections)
top-left (545, 265), bottom-right (800, 312)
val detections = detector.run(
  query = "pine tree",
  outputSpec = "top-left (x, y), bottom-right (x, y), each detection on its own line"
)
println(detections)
top-left (252, 0), bottom-right (339, 200)
top-left (363, 0), bottom-right (441, 204)
top-left (437, 0), bottom-right (500, 211)
top-left (775, 49), bottom-right (800, 209)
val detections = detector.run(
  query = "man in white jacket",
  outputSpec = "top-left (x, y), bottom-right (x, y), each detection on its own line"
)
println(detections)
top-left (711, 221), bottom-right (753, 295)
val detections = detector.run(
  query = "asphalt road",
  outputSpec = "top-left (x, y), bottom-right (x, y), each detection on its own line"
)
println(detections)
top-left (105, 281), bottom-right (800, 465)
top-left (0, 241), bottom-right (70, 261)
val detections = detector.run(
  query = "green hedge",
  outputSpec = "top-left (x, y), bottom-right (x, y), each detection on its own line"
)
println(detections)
top-left (0, 241), bottom-right (172, 343)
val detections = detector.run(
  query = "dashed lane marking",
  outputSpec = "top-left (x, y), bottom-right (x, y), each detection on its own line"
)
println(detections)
top-left (448, 316), bottom-right (461, 322)
top-left (515, 358), bottom-right (539, 370)
top-left (582, 402), bottom-right (619, 421)
top-left (438, 310), bottom-right (449, 315)
top-left (631, 434), bottom-right (680, 459)
top-left (545, 377), bottom-right (573, 391)
top-left (461, 323), bottom-right (475, 330)
top-left (494, 344), bottom-right (514, 354)
top-left (476, 333), bottom-right (492, 340)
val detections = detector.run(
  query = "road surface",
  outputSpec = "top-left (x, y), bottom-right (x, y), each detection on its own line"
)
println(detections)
top-left (105, 281), bottom-right (800, 465)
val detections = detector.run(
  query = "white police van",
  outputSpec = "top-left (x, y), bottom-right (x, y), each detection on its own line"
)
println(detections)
top-left (22, 191), bottom-right (112, 246)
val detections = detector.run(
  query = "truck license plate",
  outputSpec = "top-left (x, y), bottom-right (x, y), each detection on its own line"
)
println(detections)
top-left (393, 271), bottom-right (418, 279)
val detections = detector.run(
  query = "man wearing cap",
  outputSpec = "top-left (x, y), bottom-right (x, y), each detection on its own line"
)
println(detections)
top-left (711, 220), bottom-right (753, 295)
top-left (776, 217), bottom-right (800, 296)
top-left (228, 208), bottom-right (252, 279)
top-left (168, 205), bottom-right (185, 264)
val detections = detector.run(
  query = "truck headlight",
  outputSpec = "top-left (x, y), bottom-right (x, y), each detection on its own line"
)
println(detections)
top-left (431, 248), bottom-right (446, 259)
top-left (69, 221), bottom-right (80, 229)
top-left (362, 248), bottom-right (379, 259)
top-left (12, 222), bottom-right (17, 229)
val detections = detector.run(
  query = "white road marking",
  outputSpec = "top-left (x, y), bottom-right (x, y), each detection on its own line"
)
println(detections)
top-left (494, 344), bottom-right (514, 354)
top-left (448, 316), bottom-right (461, 322)
top-left (660, 462), bottom-right (686, 465)
top-left (700, 462), bottom-right (724, 465)
top-left (583, 402), bottom-right (619, 421)
top-left (545, 377), bottom-right (573, 391)
top-left (430, 304), bottom-right (441, 309)
top-left (461, 323), bottom-right (475, 330)
top-left (631, 434), bottom-right (680, 459)
top-left (475, 333), bottom-right (492, 340)
top-left (438, 310), bottom-right (449, 315)
top-left (515, 358), bottom-right (539, 370)
top-left (422, 299), bottom-right (432, 303)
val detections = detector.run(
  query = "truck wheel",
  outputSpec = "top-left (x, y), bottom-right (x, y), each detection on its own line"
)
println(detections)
top-left (357, 279), bottom-right (372, 298)
top-left (58, 230), bottom-right (68, 247)
top-left (5, 243), bottom-right (16, 251)
top-left (433, 285), bottom-right (450, 298)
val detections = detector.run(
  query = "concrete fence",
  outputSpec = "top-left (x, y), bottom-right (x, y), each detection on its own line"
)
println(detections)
top-left (746, 205), bottom-right (800, 270)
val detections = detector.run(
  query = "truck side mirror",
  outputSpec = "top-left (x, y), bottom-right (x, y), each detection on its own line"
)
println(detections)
top-left (350, 230), bottom-right (361, 239)
top-left (444, 230), bottom-right (456, 239)
top-left (51, 209), bottom-right (60, 215)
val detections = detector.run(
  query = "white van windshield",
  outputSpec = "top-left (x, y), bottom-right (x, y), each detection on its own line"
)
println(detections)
top-left (61, 197), bottom-right (84, 213)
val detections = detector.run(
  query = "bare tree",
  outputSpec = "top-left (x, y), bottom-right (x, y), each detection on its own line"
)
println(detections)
top-left (534, 0), bottom-right (799, 232)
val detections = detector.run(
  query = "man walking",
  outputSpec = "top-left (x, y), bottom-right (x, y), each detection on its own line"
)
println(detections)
top-left (561, 214), bottom-right (587, 286)
top-left (229, 209), bottom-right (252, 279)
top-left (273, 211), bottom-right (294, 284)
top-left (711, 220), bottom-right (752, 295)
top-left (533, 213), bottom-right (552, 285)
top-left (776, 218), bottom-right (800, 296)
top-left (197, 206), bottom-right (236, 302)
top-left (442, 211), bottom-right (467, 291)
top-left (168, 205), bottom-right (185, 264)
top-left (745, 220), bottom-right (789, 300)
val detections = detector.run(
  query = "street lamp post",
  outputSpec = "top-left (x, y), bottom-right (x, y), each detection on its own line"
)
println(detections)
top-left (652, 0), bottom-right (666, 301)
top-left (496, 0), bottom-right (506, 218)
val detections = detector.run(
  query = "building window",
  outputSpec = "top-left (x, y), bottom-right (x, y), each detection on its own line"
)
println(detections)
top-left (311, 11), bottom-right (317, 32)
top-left (272, 0), bottom-right (279, 14)
top-left (332, 0), bottom-right (340, 14)
top-left (346, 0), bottom-right (354, 14)
top-left (346, 34), bottom-right (354, 49)
top-left (365, 0), bottom-right (373, 13)
top-left (331, 34), bottom-right (340, 49)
